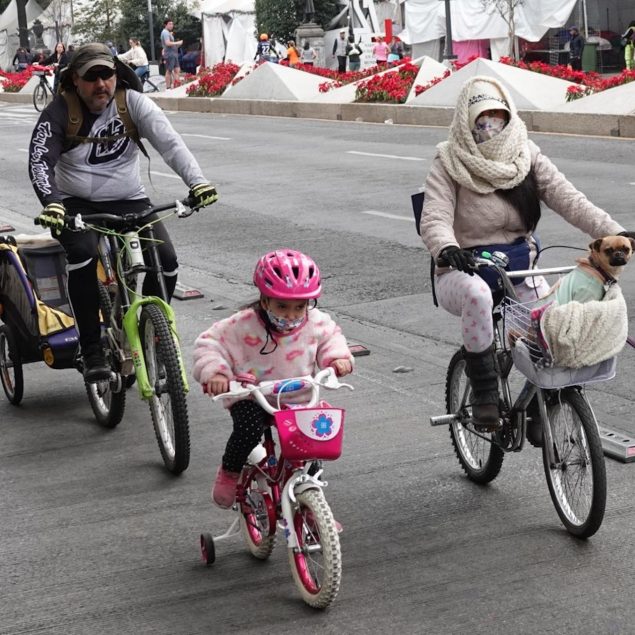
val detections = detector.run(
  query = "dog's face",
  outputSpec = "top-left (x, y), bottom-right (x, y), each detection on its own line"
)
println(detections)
top-left (590, 236), bottom-right (635, 274)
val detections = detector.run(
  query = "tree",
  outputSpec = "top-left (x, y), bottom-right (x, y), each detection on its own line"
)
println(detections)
top-left (71, 0), bottom-right (119, 45)
top-left (480, 0), bottom-right (524, 59)
top-left (255, 0), bottom-right (338, 44)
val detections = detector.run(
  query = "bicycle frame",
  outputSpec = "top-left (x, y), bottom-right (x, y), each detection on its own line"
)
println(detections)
top-left (96, 216), bottom-right (189, 400)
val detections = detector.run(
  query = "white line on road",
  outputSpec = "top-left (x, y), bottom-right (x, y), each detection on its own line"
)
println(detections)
top-left (362, 210), bottom-right (413, 221)
top-left (18, 148), bottom-right (28, 152)
top-left (347, 150), bottom-right (424, 161)
top-left (182, 133), bottom-right (231, 141)
top-left (149, 171), bottom-right (181, 180)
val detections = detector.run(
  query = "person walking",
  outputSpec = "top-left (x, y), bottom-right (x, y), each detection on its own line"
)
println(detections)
top-left (419, 76), bottom-right (628, 438)
top-left (12, 47), bottom-right (31, 71)
top-left (346, 36), bottom-right (363, 72)
top-left (118, 38), bottom-right (149, 79)
top-left (28, 43), bottom-right (218, 382)
top-left (300, 40), bottom-right (317, 66)
top-left (372, 36), bottom-right (390, 67)
top-left (568, 25), bottom-right (585, 71)
top-left (332, 29), bottom-right (348, 73)
top-left (43, 42), bottom-right (69, 94)
top-left (286, 40), bottom-right (300, 66)
top-left (161, 19), bottom-right (183, 89)
top-left (622, 21), bottom-right (635, 70)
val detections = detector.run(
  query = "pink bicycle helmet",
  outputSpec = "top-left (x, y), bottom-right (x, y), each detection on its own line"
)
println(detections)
top-left (253, 249), bottom-right (322, 299)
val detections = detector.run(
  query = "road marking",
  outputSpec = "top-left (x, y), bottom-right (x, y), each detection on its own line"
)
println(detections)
top-left (362, 210), bottom-right (413, 221)
top-left (149, 170), bottom-right (181, 179)
top-left (18, 148), bottom-right (28, 152)
top-left (347, 150), bottom-right (424, 161)
top-left (182, 133), bottom-right (231, 141)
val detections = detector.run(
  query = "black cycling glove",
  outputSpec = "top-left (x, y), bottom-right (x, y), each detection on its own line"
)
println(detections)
top-left (438, 246), bottom-right (476, 275)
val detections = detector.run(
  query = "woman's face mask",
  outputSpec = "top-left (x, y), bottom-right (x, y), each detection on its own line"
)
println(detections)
top-left (472, 114), bottom-right (508, 144)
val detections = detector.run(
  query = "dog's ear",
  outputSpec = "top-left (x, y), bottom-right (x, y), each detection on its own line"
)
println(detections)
top-left (589, 238), bottom-right (604, 253)
top-left (629, 238), bottom-right (635, 252)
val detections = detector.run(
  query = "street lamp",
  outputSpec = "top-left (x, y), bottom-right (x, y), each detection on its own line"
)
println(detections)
top-left (441, 0), bottom-right (457, 63)
top-left (147, 0), bottom-right (156, 62)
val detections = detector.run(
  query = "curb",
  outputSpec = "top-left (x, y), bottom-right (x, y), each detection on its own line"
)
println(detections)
top-left (3, 91), bottom-right (634, 138)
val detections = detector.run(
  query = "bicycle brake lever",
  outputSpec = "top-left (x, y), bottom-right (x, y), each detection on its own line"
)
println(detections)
top-left (175, 200), bottom-right (193, 218)
top-left (73, 214), bottom-right (86, 231)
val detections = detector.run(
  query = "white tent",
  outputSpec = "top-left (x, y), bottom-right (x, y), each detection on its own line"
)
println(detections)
top-left (0, 0), bottom-right (44, 72)
top-left (194, 0), bottom-right (257, 67)
top-left (400, 0), bottom-right (579, 60)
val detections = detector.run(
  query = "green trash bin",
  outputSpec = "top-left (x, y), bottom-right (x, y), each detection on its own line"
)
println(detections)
top-left (582, 41), bottom-right (597, 71)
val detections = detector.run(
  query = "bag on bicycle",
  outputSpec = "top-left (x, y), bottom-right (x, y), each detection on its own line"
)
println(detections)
top-left (470, 236), bottom-right (538, 289)
top-left (0, 236), bottom-right (78, 367)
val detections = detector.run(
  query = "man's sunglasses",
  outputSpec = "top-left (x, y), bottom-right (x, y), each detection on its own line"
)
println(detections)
top-left (81, 67), bottom-right (116, 82)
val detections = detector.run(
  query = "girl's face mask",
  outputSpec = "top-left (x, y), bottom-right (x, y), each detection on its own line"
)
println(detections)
top-left (265, 309), bottom-right (305, 333)
top-left (472, 114), bottom-right (508, 144)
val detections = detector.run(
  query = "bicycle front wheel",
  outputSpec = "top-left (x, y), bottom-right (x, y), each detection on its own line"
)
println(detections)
top-left (542, 388), bottom-right (606, 538)
top-left (139, 304), bottom-right (190, 475)
top-left (447, 349), bottom-right (504, 484)
top-left (33, 83), bottom-right (50, 112)
top-left (288, 489), bottom-right (341, 609)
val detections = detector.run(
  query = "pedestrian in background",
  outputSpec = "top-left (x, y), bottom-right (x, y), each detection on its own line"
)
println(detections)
top-left (346, 36), bottom-right (363, 72)
top-left (567, 25), bottom-right (585, 71)
top-left (372, 36), bottom-right (390, 67)
top-left (622, 21), bottom-right (635, 70)
top-left (12, 47), bottom-right (31, 71)
top-left (161, 18), bottom-right (183, 89)
top-left (300, 40), bottom-right (317, 66)
top-left (43, 41), bottom-right (69, 93)
top-left (286, 40), bottom-right (300, 66)
top-left (332, 29), bottom-right (348, 72)
top-left (388, 36), bottom-right (403, 63)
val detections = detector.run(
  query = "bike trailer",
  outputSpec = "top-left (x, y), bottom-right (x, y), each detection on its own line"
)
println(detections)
top-left (0, 234), bottom-right (78, 368)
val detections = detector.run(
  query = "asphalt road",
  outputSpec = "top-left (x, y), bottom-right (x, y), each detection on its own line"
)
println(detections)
top-left (1, 102), bottom-right (635, 634)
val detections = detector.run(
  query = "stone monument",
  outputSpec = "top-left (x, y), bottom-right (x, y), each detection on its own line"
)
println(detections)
top-left (295, 0), bottom-right (325, 67)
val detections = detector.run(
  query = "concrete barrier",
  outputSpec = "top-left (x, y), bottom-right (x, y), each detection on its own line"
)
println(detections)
top-left (3, 91), bottom-right (634, 138)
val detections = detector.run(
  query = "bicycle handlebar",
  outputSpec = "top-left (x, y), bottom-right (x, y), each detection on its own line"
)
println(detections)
top-left (437, 253), bottom-right (575, 279)
top-left (34, 197), bottom-right (196, 230)
top-left (211, 367), bottom-right (354, 415)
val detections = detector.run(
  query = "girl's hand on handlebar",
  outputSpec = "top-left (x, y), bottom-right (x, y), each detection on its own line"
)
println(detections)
top-left (203, 374), bottom-right (229, 396)
top-left (437, 246), bottom-right (476, 275)
top-left (331, 359), bottom-right (353, 377)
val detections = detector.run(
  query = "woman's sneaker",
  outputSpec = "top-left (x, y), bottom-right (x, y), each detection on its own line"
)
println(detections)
top-left (212, 467), bottom-right (241, 509)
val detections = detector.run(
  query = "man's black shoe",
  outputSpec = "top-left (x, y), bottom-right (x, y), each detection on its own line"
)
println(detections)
top-left (82, 346), bottom-right (111, 383)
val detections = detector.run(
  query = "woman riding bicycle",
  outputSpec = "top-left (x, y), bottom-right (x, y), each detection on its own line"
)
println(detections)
top-left (419, 76), bottom-right (630, 435)
top-left (192, 249), bottom-right (353, 509)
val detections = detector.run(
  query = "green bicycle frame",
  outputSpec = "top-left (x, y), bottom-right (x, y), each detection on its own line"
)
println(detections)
top-left (121, 295), bottom-right (190, 400)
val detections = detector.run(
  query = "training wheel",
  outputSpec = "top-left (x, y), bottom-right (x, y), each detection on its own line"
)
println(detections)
top-left (200, 533), bottom-right (216, 565)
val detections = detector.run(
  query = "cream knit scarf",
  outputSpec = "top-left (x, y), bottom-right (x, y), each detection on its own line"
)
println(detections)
top-left (437, 76), bottom-right (531, 194)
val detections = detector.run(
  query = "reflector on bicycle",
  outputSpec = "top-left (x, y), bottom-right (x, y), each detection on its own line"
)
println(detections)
top-left (274, 407), bottom-right (344, 460)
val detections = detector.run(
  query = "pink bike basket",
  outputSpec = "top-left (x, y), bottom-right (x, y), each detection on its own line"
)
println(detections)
top-left (274, 406), bottom-right (345, 461)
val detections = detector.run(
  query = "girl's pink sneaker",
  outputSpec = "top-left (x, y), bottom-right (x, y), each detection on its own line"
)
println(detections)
top-left (212, 467), bottom-right (241, 509)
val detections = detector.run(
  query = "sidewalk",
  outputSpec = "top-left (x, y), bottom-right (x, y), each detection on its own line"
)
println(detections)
top-left (2, 91), bottom-right (634, 138)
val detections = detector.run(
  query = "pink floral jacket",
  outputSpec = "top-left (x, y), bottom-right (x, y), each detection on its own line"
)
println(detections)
top-left (192, 307), bottom-right (353, 400)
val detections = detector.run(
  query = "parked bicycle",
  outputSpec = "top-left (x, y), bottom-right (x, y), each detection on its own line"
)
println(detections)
top-left (430, 252), bottom-right (611, 539)
top-left (32, 65), bottom-right (55, 112)
top-left (35, 198), bottom-right (197, 474)
top-left (199, 368), bottom-right (353, 609)
top-left (140, 70), bottom-right (161, 93)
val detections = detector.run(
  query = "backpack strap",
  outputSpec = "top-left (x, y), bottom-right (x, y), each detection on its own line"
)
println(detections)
top-left (61, 88), bottom-right (149, 159)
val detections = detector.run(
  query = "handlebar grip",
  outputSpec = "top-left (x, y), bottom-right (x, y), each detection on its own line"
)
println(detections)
top-left (34, 217), bottom-right (41, 226)
top-left (436, 255), bottom-right (449, 267)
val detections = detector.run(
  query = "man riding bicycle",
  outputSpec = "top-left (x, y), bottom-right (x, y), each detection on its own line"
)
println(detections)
top-left (28, 43), bottom-right (218, 382)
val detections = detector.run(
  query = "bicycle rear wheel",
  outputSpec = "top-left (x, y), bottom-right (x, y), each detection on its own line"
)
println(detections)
top-left (288, 489), bottom-right (341, 609)
top-left (239, 470), bottom-right (277, 560)
top-left (33, 83), bottom-right (50, 112)
top-left (0, 324), bottom-right (24, 405)
top-left (447, 349), bottom-right (504, 484)
top-left (85, 282), bottom-right (126, 428)
top-left (139, 304), bottom-right (190, 475)
top-left (541, 388), bottom-right (606, 538)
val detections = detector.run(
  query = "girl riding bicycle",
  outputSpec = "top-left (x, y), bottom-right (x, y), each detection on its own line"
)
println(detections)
top-left (192, 249), bottom-right (354, 508)
top-left (419, 76), bottom-right (631, 436)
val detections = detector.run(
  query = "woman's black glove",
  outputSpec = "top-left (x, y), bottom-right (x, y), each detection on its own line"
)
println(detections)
top-left (618, 231), bottom-right (635, 240)
top-left (438, 246), bottom-right (476, 275)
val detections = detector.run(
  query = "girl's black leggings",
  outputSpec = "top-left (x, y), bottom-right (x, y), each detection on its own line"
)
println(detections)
top-left (222, 400), bottom-right (269, 473)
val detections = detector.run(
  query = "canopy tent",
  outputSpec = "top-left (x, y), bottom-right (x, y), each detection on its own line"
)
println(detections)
top-left (399, 0), bottom-right (579, 58)
top-left (0, 0), bottom-right (44, 71)
top-left (194, 0), bottom-right (257, 66)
